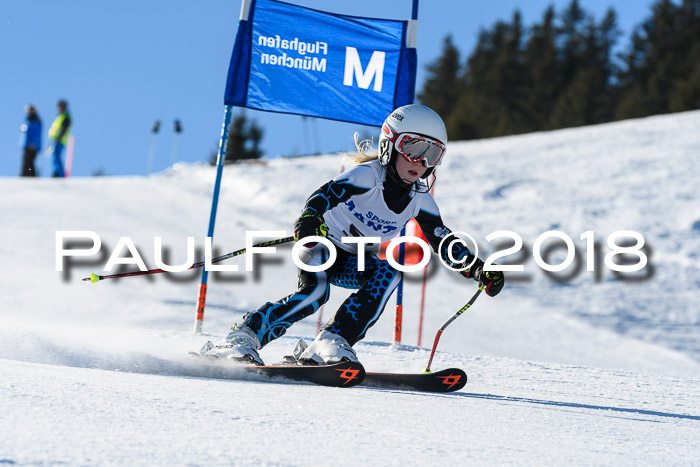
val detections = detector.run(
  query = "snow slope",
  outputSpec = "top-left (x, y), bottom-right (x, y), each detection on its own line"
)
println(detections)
top-left (1, 110), bottom-right (699, 465)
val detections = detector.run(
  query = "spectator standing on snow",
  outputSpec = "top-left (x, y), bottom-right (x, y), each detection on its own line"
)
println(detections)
top-left (47, 99), bottom-right (72, 177)
top-left (19, 105), bottom-right (42, 177)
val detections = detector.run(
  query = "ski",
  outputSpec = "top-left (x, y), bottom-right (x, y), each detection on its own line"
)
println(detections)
top-left (189, 353), bottom-right (365, 388)
top-left (360, 368), bottom-right (467, 393)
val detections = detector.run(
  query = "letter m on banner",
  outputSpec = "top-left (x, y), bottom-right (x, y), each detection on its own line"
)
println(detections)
top-left (344, 48), bottom-right (385, 92)
top-left (224, 0), bottom-right (417, 126)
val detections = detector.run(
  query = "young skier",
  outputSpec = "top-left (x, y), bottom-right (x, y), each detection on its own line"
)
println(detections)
top-left (203, 104), bottom-right (504, 365)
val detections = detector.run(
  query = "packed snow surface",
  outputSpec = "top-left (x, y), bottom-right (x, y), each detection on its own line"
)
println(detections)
top-left (1, 111), bottom-right (699, 465)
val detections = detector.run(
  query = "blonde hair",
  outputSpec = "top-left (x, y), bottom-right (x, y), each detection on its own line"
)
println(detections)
top-left (342, 132), bottom-right (379, 166)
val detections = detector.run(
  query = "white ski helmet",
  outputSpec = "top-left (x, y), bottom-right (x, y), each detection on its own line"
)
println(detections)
top-left (378, 104), bottom-right (448, 172)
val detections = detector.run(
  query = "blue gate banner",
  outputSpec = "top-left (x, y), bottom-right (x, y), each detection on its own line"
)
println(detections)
top-left (224, 0), bottom-right (417, 126)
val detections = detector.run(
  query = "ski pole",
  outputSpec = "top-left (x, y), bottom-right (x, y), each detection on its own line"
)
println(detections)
top-left (146, 120), bottom-right (160, 175)
top-left (82, 236), bottom-right (295, 284)
top-left (424, 284), bottom-right (485, 373)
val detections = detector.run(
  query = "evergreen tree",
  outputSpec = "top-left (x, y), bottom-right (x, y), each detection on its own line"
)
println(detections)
top-left (550, 5), bottom-right (620, 127)
top-left (446, 25), bottom-right (502, 139)
top-left (447, 11), bottom-right (529, 139)
top-left (614, 29), bottom-right (651, 118)
top-left (556, 0), bottom-right (587, 89)
top-left (524, 6), bottom-right (558, 130)
top-left (669, 0), bottom-right (700, 111)
top-left (211, 112), bottom-right (264, 164)
top-left (418, 35), bottom-right (461, 119)
top-left (671, 46), bottom-right (700, 111)
top-left (616, 0), bottom-right (700, 118)
top-left (549, 0), bottom-right (590, 128)
top-left (592, 9), bottom-right (622, 123)
top-left (494, 11), bottom-right (531, 134)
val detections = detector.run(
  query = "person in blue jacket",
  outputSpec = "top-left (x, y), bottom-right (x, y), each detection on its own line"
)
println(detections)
top-left (19, 105), bottom-right (42, 177)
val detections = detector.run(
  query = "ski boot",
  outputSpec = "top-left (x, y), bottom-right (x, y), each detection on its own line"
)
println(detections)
top-left (298, 330), bottom-right (358, 364)
top-left (201, 324), bottom-right (264, 365)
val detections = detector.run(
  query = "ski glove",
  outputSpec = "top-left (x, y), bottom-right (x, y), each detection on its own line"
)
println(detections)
top-left (455, 257), bottom-right (505, 297)
top-left (438, 237), bottom-right (504, 296)
top-left (294, 215), bottom-right (328, 247)
top-left (475, 267), bottom-right (504, 297)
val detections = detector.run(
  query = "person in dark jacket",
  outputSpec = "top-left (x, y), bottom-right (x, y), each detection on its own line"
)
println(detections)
top-left (200, 104), bottom-right (505, 365)
top-left (19, 105), bottom-right (42, 177)
top-left (48, 100), bottom-right (72, 177)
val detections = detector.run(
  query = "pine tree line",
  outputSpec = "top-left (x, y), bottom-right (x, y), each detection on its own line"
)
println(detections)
top-left (209, 112), bottom-right (264, 164)
top-left (419, 0), bottom-right (700, 140)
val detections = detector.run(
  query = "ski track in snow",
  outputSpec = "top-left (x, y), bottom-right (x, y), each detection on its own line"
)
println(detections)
top-left (1, 111), bottom-right (700, 464)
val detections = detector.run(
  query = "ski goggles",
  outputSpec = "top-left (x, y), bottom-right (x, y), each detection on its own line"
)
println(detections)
top-left (394, 133), bottom-right (446, 168)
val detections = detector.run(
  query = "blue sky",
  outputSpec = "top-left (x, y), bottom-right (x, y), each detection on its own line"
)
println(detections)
top-left (1, 0), bottom-right (656, 177)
